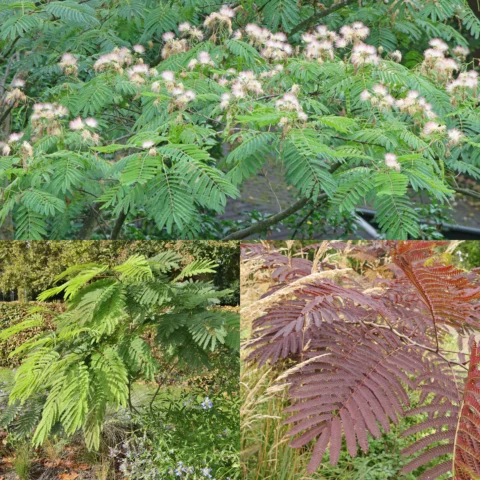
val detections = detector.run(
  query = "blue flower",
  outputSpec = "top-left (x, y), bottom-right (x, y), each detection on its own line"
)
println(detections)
top-left (201, 467), bottom-right (212, 478)
top-left (201, 397), bottom-right (213, 409)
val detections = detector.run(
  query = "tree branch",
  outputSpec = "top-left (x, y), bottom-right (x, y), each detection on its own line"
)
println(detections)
top-left (222, 196), bottom-right (318, 240)
top-left (288, 0), bottom-right (358, 38)
top-left (111, 209), bottom-right (128, 239)
top-left (453, 187), bottom-right (480, 201)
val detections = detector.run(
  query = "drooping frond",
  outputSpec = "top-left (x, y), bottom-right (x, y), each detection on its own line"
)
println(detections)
top-left (392, 241), bottom-right (480, 331)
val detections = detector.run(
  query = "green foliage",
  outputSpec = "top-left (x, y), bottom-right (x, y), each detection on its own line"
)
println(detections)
top-left (0, 302), bottom-right (64, 368)
top-left (0, 251), bottom-right (240, 451)
top-left (0, 240), bottom-right (240, 304)
top-left (1, 0), bottom-right (479, 239)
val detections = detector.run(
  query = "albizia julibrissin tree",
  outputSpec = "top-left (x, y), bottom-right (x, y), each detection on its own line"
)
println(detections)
top-left (242, 241), bottom-right (480, 479)
top-left (1, 1), bottom-right (480, 239)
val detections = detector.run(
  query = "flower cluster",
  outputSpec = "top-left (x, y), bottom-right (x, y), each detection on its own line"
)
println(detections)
top-left (204, 5), bottom-right (236, 36)
top-left (151, 70), bottom-right (196, 110)
top-left (360, 84), bottom-right (395, 110)
top-left (0, 132), bottom-right (34, 164)
top-left (31, 102), bottom-right (69, 138)
top-left (231, 71), bottom-right (263, 98)
top-left (93, 47), bottom-right (134, 73)
top-left (422, 38), bottom-right (459, 81)
top-left (161, 32), bottom-right (189, 59)
top-left (245, 24), bottom-right (293, 61)
top-left (276, 89), bottom-right (308, 126)
top-left (384, 153), bottom-right (401, 172)
top-left (171, 461), bottom-right (195, 477)
top-left (188, 51), bottom-right (215, 69)
top-left (178, 22), bottom-right (204, 41)
top-left (446, 70), bottom-right (478, 97)
top-left (422, 121), bottom-right (446, 136)
top-left (338, 22), bottom-right (370, 45)
top-left (69, 116), bottom-right (100, 144)
top-left (3, 78), bottom-right (27, 106)
top-left (350, 42), bottom-right (380, 67)
top-left (127, 63), bottom-right (158, 85)
top-left (59, 53), bottom-right (78, 76)
top-left (395, 90), bottom-right (437, 119)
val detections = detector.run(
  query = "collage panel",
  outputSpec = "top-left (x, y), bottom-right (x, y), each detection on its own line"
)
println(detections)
top-left (0, 241), bottom-right (240, 479)
top-left (240, 240), bottom-right (480, 479)
top-left (0, 1), bottom-right (479, 241)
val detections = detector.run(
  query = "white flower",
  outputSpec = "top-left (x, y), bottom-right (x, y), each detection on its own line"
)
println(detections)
top-left (447, 129), bottom-right (464, 145)
top-left (162, 32), bottom-right (175, 42)
top-left (151, 81), bottom-right (161, 93)
top-left (60, 53), bottom-right (77, 65)
top-left (184, 90), bottom-right (196, 101)
top-left (198, 51), bottom-right (212, 64)
top-left (161, 70), bottom-right (175, 82)
top-left (85, 118), bottom-right (98, 128)
top-left (384, 153), bottom-right (401, 171)
top-left (8, 132), bottom-right (23, 143)
top-left (133, 44), bottom-right (145, 54)
top-left (178, 22), bottom-right (191, 33)
top-left (372, 84), bottom-right (388, 97)
top-left (360, 90), bottom-right (371, 102)
top-left (69, 117), bottom-right (84, 131)
top-left (429, 38), bottom-right (449, 52)
top-left (142, 140), bottom-right (155, 149)
top-left (423, 121), bottom-right (446, 136)
top-left (11, 78), bottom-right (25, 88)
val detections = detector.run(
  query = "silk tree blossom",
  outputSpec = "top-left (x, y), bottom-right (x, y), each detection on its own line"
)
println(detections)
top-left (360, 90), bottom-right (371, 102)
top-left (395, 91), bottom-right (437, 119)
top-left (219, 93), bottom-right (231, 110)
top-left (94, 47), bottom-right (133, 73)
top-left (389, 50), bottom-right (402, 62)
top-left (133, 44), bottom-right (145, 54)
top-left (447, 128), bottom-right (465, 146)
top-left (20, 141), bottom-right (34, 160)
top-left (384, 153), bottom-right (401, 172)
top-left (8, 132), bottom-right (23, 143)
top-left (0, 142), bottom-right (10, 156)
top-left (11, 78), bottom-right (25, 88)
top-left (350, 43), bottom-right (380, 67)
top-left (204, 5), bottom-right (236, 35)
top-left (142, 140), bottom-right (155, 149)
top-left (162, 32), bottom-right (175, 42)
top-left (429, 38), bottom-right (449, 52)
top-left (178, 22), bottom-right (191, 33)
top-left (304, 40), bottom-right (334, 62)
top-left (446, 70), bottom-right (478, 95)
top-left (161, 37), bottom-right (189, 59)
top-left (198, 51), bottom-right (213, 64)
top-left (69, 117), bottom-right (85, 130)
top-left (339, 22), bottom-right (369, 45)
top-left (362, 84), bottom-right (395, 109)
top-left (59, 53), bottom-right (78, 76)
top-left (423, 121), bottom-right (446, 136)
top-left (452, 45), bottom-right (469, 61)
top-left (231, 71), bottom-right (263, 98)
top-left (4, 87), bottom-right (27, 106)
top-left (85, 117), bottom-right (98, 128)
top-left (161, 70), bottom-right (175, 83)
